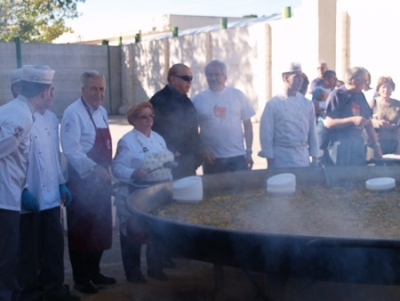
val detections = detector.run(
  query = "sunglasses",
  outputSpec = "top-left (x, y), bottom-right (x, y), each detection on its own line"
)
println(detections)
top-left (137, 114), bottom-right (155, 120)
top-left (174, 75), bottom-right (193, 82)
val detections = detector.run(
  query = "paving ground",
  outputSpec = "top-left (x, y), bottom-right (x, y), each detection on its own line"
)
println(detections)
top-left (63, 224), bottom-right (400, 301)
top-left (60, 116), bottom-right (400, 301)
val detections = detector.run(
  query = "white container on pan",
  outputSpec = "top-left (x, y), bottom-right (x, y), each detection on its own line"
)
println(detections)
top-left (266, 173), bottom-right (296, 195)
top-left (173, 176), bottom-right (203, 203)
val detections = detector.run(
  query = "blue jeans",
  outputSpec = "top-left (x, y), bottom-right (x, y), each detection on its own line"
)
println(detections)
top-left (328, 137), bottom-right (366, 166)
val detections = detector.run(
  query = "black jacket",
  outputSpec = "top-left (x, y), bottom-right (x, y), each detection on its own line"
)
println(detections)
top-left (150, 85), bottom-right (203, 178)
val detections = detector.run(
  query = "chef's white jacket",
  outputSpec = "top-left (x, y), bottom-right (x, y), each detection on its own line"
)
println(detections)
top-left (259, 92), bottom-right (318, 168)
top-left (25, 110), bottom-right (65, 212)
top-left (60, 98), bottom-right (109, 179)
top-left (0, 96), bottom-right (34, 211)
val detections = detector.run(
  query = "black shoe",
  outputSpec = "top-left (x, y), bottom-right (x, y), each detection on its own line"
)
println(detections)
top-left (127, 270), bottom-right (147, 284)
top-left (147, 269), bottom-right (168, 281)
top-left (73, 281), bottom-right (98, 294)
top-left (163, 258), bottom-right (176, 269)
top-left (90, 273), bottom-right (117, 285)
top-left (45, 291), bottom-right (81, 301)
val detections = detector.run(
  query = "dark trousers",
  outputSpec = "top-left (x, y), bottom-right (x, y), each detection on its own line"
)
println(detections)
top-left (328, 137), bottom-right (366, 166)
top-left (0, 209), bottom-right (19, 301)
top-left (317, 120), bottom-right (334, 166)
top-left (203, 155), bottom-right (247, 175)
top-left (120, 233), bottom-right (141, 278)
top-left (120, 229), bottom-right (163, 278)
top-left (69, 250), bottom-right (103, 283)
top-left (12, 212), bottom-right (39, 301)
top-left (38, 208), bottom-right (65, 297)
top-left (13, 207), bottom-right (65, 301)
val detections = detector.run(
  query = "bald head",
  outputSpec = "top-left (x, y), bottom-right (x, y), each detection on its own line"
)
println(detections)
top-left (168, 64), bottom-right (190, 81)
top-left (167, 64), bottom-right (193, 95)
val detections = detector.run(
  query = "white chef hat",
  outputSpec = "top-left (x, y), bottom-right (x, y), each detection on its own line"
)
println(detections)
top-left (282, 62), bottom-right (302, 74)
top-left (22, 65), bottom-right (55, 84)
top-left (9, 68), bottom-right (22, 85)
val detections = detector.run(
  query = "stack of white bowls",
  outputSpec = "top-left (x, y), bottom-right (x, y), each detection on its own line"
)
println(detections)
top-left (266, 173), bottom-right (296, 194)
top-left (173, 176), bottom-right (203, 203)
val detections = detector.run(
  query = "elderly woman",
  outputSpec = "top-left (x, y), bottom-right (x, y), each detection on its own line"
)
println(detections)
top-left (112, 101), bottom-right (174, 283)
top-left (369, 76), bottom-right (400, 156)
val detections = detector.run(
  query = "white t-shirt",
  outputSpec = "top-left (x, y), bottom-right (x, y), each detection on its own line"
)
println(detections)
top-left (192, 86), bottom-right (255, 158)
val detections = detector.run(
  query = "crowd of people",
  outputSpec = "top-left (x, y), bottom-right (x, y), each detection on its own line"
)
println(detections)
top-left (1, 59), bottom-right (398, 300)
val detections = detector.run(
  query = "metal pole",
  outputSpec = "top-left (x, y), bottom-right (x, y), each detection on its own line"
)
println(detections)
top-left (14, 37), bottom-right (22, 68)
top-left (172, 27), bottom-right (178, 37)
top-left (102, 40), bottom-right (113, 114)
top-left (282, 6), bottom-right (292, 19)
top-left (220, 17), bottom-right (228, 29)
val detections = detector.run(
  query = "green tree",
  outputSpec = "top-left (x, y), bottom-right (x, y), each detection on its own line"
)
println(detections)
top-left (0, 0), bottom-right (85, 42)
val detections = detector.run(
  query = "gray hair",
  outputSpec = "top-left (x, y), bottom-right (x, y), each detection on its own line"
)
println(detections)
top-left (345, 67), bottom-right (366, 84)
top-left (80, 70), bottom-right (106, 88)
top-left (205, 60), bottom-right (227, 77)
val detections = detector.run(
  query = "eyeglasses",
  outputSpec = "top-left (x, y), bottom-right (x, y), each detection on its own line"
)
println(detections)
top-left (137, 114), bottom-right (155, 120)
top-left (205, 72), bottom-right (224, 78)
top-left (174, 75), bottom-right (193, 82)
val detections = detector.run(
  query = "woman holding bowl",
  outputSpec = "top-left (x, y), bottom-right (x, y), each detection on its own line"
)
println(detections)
top-left (112, 101), bottom-right (174, 283)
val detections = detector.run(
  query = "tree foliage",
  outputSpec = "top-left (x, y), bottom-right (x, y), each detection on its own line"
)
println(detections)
top-left (0, 0), bottom-right (85, 42)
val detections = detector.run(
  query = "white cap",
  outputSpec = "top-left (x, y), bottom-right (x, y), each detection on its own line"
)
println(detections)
top-left (22, 65), bottom-right (55, 84)
top-left (9, 68), bottom-right (22, 85)
top-left (282, 62), bottom-right (302, 74)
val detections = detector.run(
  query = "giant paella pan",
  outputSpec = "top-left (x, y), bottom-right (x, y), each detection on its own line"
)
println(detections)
top-left (126, 166), bottom-right (400, 285)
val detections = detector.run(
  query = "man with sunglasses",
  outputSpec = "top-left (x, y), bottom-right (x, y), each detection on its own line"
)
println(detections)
top-left (192, 60), bottom-right (255, 174)
top-left (150, 63), bottom-right (203, 179)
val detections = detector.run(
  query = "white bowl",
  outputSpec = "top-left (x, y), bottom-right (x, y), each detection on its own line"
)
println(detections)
top-left (266, 173), bottom-right (296, 194)
top-left (267, 173), bottom-right (296, 189)
top-left (365, 177), bottom-right (395, 191)
top-left (173, 176), bottom-right (203, 203)
top-left (266, 185), bottom-right (296, 195)
top-left (382, 154), bottom-right (400, 160)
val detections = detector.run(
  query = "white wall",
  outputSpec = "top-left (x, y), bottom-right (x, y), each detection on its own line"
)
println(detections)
top-left (337, 0), bottom-right (400, 98)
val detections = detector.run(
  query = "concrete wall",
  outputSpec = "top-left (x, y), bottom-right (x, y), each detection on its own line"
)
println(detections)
top-left (0, 42), bottom-right (18, 102)
top-left (119, 0), bottom-right (338, 120)
top-left (3, 0), bottom-right (400, 118)
top-left (0, 42), bottom-right (122, 117)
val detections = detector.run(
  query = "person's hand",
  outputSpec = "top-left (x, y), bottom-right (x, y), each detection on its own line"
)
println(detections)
top-left (378, 119), bottom-right (392, 129)
top-left (21, 189), bottom-right (39, 212)
top-left (246, 153), bottom-right (253, 169)
top-left (92, 165), bottom-right (111, 186)
top-left (59, 184), bottom-right (72, 207)
top-left (203, 148), bottom-right (215, 164)
top-left (352, 116), bottom-right (369, 127)
top-left (131, 169), bottom-right (148, 180)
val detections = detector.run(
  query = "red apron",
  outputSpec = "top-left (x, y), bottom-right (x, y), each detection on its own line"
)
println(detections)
top-left (67, 99), bottom-right (112, 251)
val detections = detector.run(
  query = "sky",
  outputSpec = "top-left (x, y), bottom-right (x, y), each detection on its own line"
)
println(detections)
top-left (56, 0), bottom-right (302, 43)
